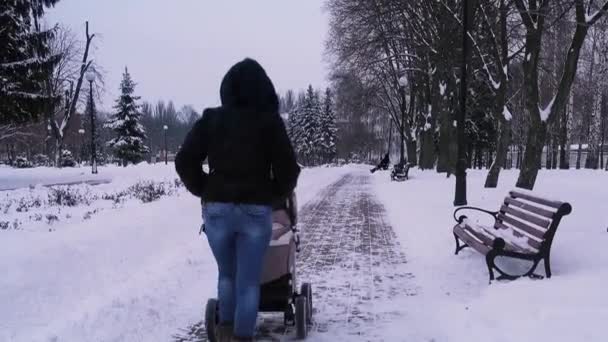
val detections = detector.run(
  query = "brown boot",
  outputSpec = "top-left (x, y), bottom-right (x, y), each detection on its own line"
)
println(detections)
top-left (215, 324), bottom-right (233, 342)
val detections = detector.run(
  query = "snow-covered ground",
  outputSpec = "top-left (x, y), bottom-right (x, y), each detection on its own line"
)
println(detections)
top-left (2, 163), bottom-right (607, 342)
top-left (374, 168), bottom-right (608, 342)
top-left (0, 163), bottom-right (350, 342)
top-left (0, 163), bottom-right (177, 191)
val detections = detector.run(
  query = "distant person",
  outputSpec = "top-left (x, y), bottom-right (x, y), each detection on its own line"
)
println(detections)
top-left (370, 153), bottom-right (390, 173)
top-left (175, 58), bottom-right (300, 342)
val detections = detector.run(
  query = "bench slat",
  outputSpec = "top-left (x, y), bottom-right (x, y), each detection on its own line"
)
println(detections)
top-left (504, 197), bottom-right (555, 219)
top-left (453, 225), bottom-right (491, 255)
top-left (509, 191), bottom-right (563, 209)
top-left (463, 225), bottom-right (494, 246)
top-left (500, 205), bottom-right (551, 229)
top-left (497, 213), bottom-right (545, 240)
top-left (494, 222), bottom-right (542, 250)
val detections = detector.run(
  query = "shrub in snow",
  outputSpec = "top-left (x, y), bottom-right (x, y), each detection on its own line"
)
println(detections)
top-left (129, 181), bottom-right (167, 203)
top-left (16, 196), bottom-right (42, 212)
top-left (45, 214), bottom-right (59, 225)
top-left (15, 156), bottom-right (33, 169)
top-left (60, 150), bottom-right (77, 167)
top-left (0, 221), bottom-right (9, 230)
top-left (33, 154), bottom-right (52, 167)
top-left (102, 191), bottom-right (129, 205)
top-left (47, 187), bottom-right (94, 207)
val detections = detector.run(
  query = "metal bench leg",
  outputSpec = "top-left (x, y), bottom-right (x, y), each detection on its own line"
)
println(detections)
top-left (454, 234), bottom-right (468, 255)
top-left (544, 255), bottom-right (552, 278)
top-left (485, 252), bottom-right (496, 282)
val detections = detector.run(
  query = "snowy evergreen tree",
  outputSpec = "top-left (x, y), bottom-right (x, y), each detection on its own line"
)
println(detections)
top-left (296, 86), bottom-right (323, 164)
top-left (0, 0), bottom-right (60, 125)
top-left (287, 103), bottom-right (304, 155)
top-left (105, 67), bottom-right (149, 166)
top-left (321, 88), bottom-right (338, 163)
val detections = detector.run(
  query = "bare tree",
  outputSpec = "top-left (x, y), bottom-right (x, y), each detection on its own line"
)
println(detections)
top-left (46, 21), bottom-right (97, 166)
top-left (514, 0), bottom-right (608, 189)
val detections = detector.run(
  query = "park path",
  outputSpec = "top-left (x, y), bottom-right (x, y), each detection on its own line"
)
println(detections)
top-left (173, 171), bottom-right (415, 341)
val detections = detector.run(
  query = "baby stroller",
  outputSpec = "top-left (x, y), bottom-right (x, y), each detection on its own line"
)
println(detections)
top-left (205, 193), bottom-right (313, 340)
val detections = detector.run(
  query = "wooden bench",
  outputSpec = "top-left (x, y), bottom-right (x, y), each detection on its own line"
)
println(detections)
top-left (453, 191), bottom-right (572, 281)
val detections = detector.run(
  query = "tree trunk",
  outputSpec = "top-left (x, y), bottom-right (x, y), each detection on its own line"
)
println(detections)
top-left (551, 131), bottom-right (558, 169)
top-left (406, 141), bottom-right (417, 166)
top-left (485, 120), bottom-right (510, 187)
top-left (437, 117), bottom-right (454, 173)
top-left (419, 130), bottom-right (436, 169)
top-left (576, 142), bottom-right (583, 169)
top-left (559, 107), bottom-right (570, 169)
top-left (545, 140), bottom-right (551, 169)
top-left (516, 121), bottom-right (546, 189)
top-left (475, 146), bottom-right (483, 169)
top-left (467, 143), bottom-right (473, 169)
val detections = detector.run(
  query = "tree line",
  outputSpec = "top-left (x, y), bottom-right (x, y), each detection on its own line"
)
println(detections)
top-left (0, 0), bottom-right (201, 167)
top-left (325, 0), bottom-right (608, 190)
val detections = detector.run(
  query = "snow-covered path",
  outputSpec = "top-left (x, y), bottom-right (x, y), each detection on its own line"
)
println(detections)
top-left (174, 170), bottom-right (415, 341)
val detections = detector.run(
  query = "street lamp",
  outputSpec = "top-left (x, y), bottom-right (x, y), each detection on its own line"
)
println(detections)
top-left (85, 67), bottom-right (97, 174)
top-left (85, 67), bottom-right (98, 174)
top-left (163, 125), bottom-right (168, 165)
top-left (398, 75), bottom-right (408, 166)
top-left (78, 128), bottom-right (85, 164)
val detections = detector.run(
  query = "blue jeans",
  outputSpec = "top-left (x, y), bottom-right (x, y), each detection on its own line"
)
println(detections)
top-left (202, 202), bottom-right (272, 338)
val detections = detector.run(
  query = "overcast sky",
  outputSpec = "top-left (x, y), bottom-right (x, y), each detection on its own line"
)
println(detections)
top-left (47, 0), bottom-right (329, 113)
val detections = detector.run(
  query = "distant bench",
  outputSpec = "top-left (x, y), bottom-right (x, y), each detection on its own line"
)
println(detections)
top-left (452, 191), bottom-right (572, 282)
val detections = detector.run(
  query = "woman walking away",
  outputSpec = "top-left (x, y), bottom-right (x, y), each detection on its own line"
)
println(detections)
top-left (175, 58), bottom-right (300, 342)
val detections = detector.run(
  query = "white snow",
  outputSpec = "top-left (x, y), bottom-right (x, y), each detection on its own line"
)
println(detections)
top-left (0, 163), bottom-right (172, 191)
top-left (439, 82), bottom-right (447, 96)
top-left (3, 163), bottom-right (608, 341)
top-left (0, 163), bottom-right (351, 342)
top-left (503, 106), bottom-right (513, 121)
top-left (374, 168), bottom-right (608, 341)
top-left (540, 96), bottom-right (555, 122)
top-left (586, 10), bottom-right (600, 23)
top-left (526, 53), bottom-right (531, 62)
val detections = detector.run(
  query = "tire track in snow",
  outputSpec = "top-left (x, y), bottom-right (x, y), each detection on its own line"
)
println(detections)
top-left (173, 171), bottom-right (415, 341)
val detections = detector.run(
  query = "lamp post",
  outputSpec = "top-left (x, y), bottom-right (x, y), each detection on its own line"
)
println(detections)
top-left (398, 75), bottom-right (408, 166)
top-left (85, 68), bottom-right (98, 174)
top-left (454, 0), bottom-right (471, 206)
top-left (163, 125), bottom-right (168, 165)
top-left (78, 128), bottom-right (85, 164)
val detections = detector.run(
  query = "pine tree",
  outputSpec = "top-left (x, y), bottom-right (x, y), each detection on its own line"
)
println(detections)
top-left (0, 0), bottom-right (60, 125)
top-left (287, 103), bottom-right (304, 155)
top-left (321, 88), bottom-right (338, 163)
top-left (105, 67), bottom-right (149, 166)
top-left (297, 86), bottom-right (323, 164)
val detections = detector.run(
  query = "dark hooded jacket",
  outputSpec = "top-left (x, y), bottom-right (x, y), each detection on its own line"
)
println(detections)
top-left (175, 58), bottom-right (300, 205)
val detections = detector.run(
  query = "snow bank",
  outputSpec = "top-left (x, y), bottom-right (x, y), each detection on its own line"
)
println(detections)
top-left (374, 168), bottom-right (608, 341)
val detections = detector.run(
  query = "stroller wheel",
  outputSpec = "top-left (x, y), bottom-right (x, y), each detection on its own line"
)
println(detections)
top-left (301, 283), bottom-right (313, 324)
top-left (205, 298), bottom-right (219, 342)
top-left (295, 296), bottom-right (308, 339)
